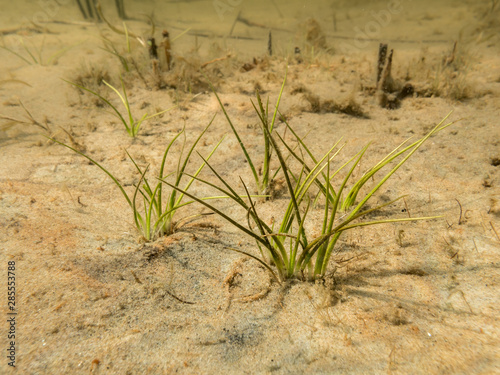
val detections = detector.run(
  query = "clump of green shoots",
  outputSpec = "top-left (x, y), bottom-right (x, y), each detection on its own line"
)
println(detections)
top-left (50, 120), bottom-right (223, 241)
top-left (101, 34), bottom-right (132, 73)
top-left (164, 74), bottom-right (456, 282)
top-left (66, 76), bottom-right (173, 137)
top-left (209, 81), bottom-right (281, 196)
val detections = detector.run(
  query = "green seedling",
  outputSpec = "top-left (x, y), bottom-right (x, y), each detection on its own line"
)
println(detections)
top-left (279, 112), bottom-right (452, 213)
top-left (303, 115), bottom-right (455, 279)
top-left (1, 37), bottom-right (77, 66)
top-left (49, 120), bottom-right (224, 241)
top-left (208, 74), bottom-right (287, 196)
top-left (0, 79), bottom-right (32, 88)
top-left (96, 2), bottom-right (148, 48)
top-left (65, 76), bottom-right (174, 137)
top-left (163, 76), bottom-right (456, 282)
top-left (0, 100), bottom-right (50, 133)
top-left (99, 21), bottom-right (148, 73)
top-left (101, 35), bottom-right (130, 72)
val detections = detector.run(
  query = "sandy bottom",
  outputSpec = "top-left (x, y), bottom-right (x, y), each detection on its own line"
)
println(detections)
top-left (1, 0), bottom-right (499, 373)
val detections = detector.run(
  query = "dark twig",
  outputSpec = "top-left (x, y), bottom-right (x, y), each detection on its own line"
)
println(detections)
top-left (448, 289), bottom-right (473, 314)
top-left (162, 30), bottom-right (172, 70)
top-left (472, 238), bottom-right (479, 253)
top-left (377, 47), bottom-right (393, 92)
top-left (377, 43), bottom-right (388, 85)
top-left (403, 197), bottom-right (411, 218)
top-left (490, 221), bottom-right (500, 242)
top-left (148, 37), bottom-right (158, 60)
top-left (444, 41), bottom-right (457, 67)
top-left (166, 290), bottom-right (195, 304)
top-left (455, 198), bottom-right (463, 225)
top-left (268, 30), bottom-right (272, 56)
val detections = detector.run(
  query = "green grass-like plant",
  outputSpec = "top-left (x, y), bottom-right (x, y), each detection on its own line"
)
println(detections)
top-left (1, 37), bottom-right (77, 66)
top-left (209, 79), bottom-right (283, 196)
top-left (66, 76), bottom-right (173, 137)
top-left (50, 120), bottom-right (224, 241)
top-left (101, 35), bottom-right (131, 72)
top-left (163, 77), bottom-right (455, 282)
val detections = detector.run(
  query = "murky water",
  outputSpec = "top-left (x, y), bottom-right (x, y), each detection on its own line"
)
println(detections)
top-left (3, 0), bottom-right (496, 62)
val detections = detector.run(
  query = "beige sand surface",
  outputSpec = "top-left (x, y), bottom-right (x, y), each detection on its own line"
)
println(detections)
top-left (1, 0), bottom-right (499, 373)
